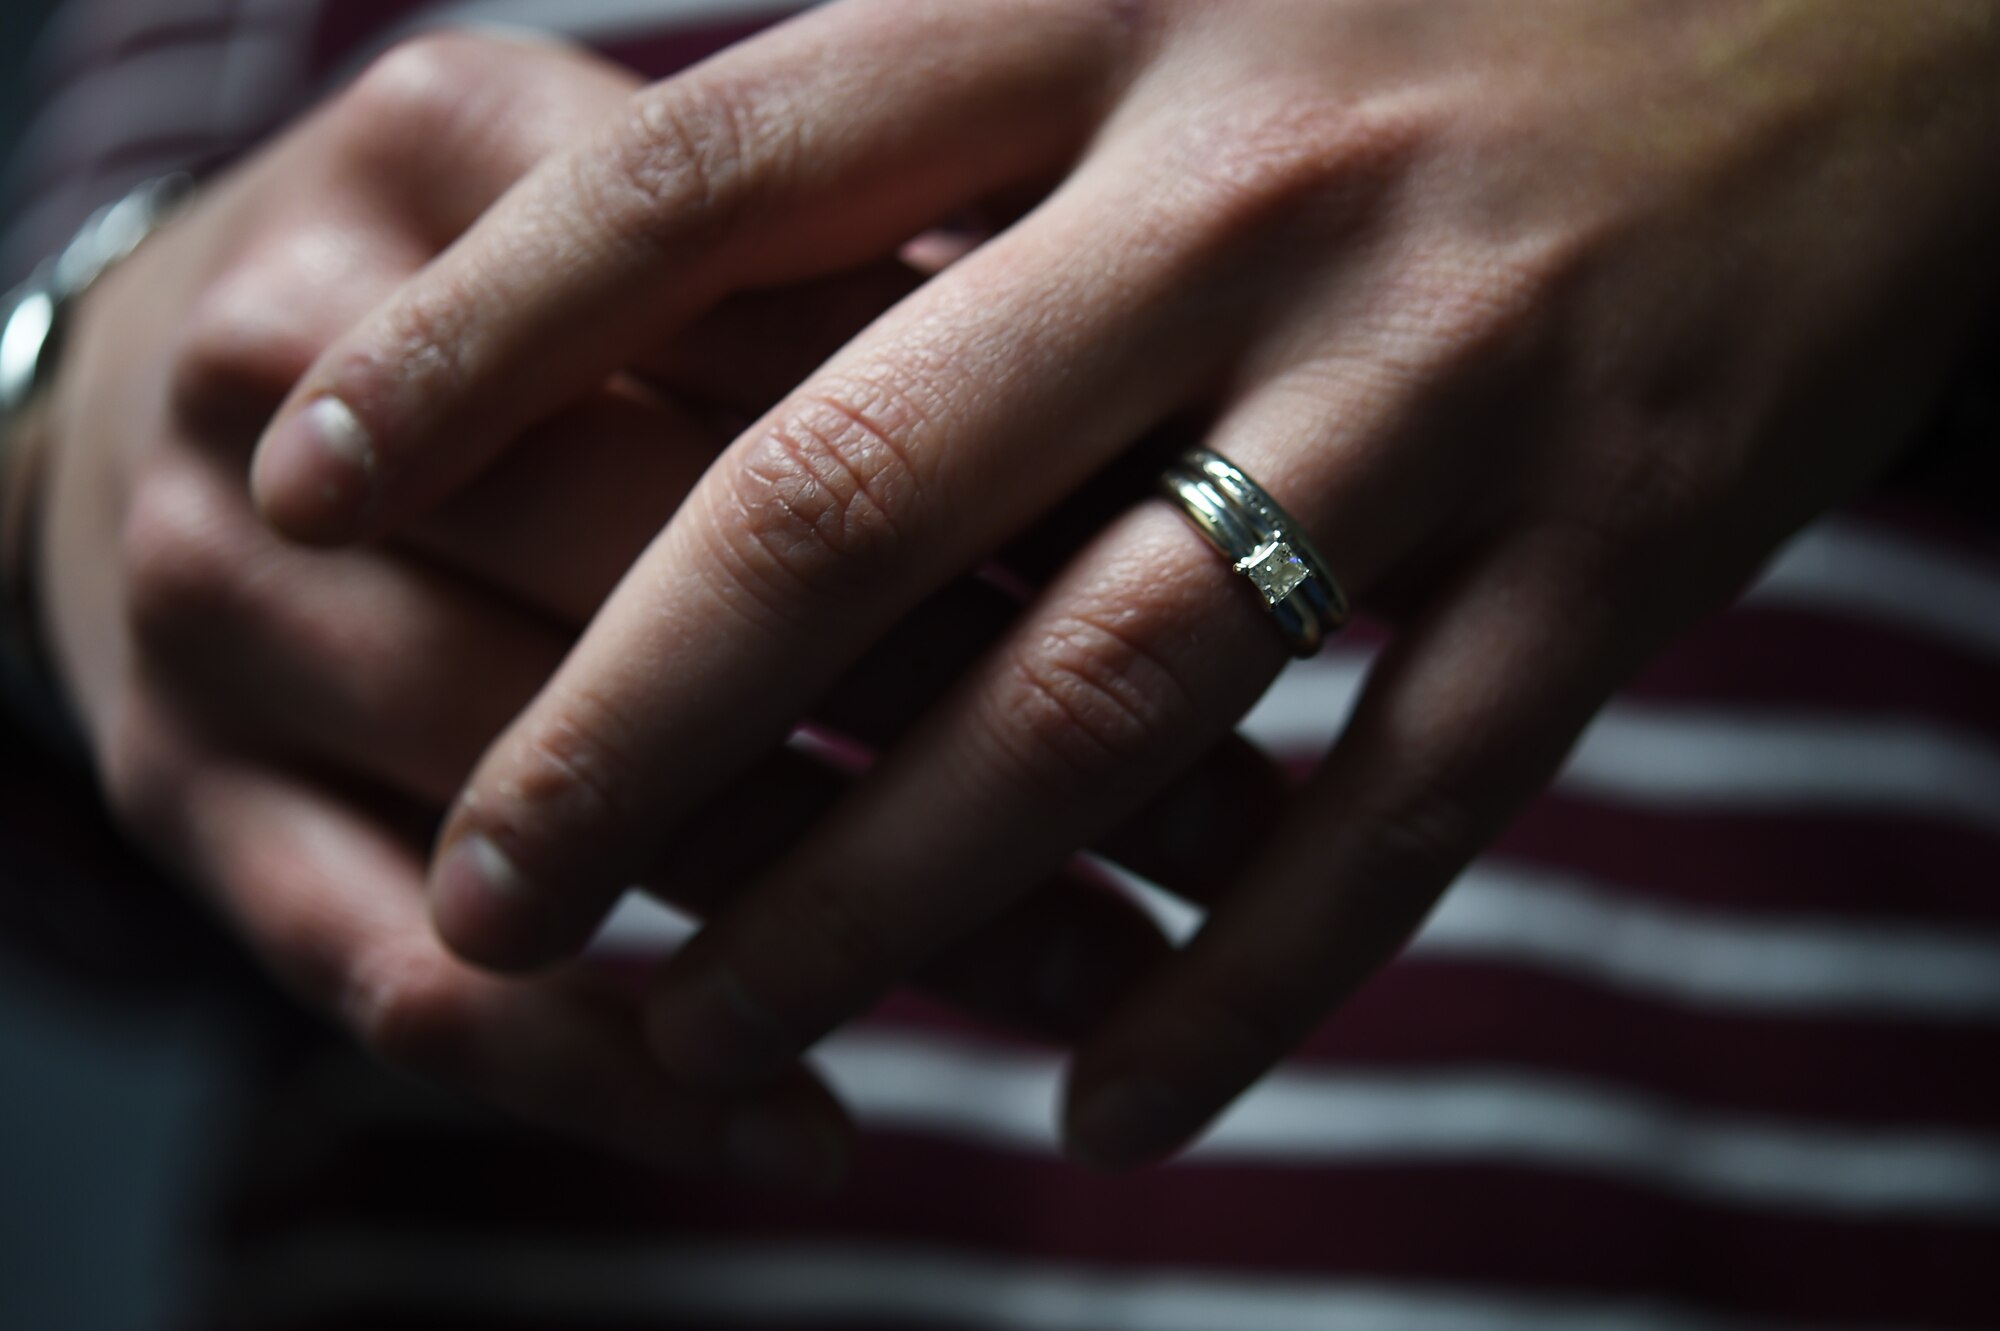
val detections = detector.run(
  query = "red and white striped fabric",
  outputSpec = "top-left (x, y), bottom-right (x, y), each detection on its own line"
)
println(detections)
top-left (4, 4), bottom-right (1998, 1329)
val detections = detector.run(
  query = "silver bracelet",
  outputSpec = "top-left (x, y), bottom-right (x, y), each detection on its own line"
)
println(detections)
top-left (0, 174), bottom-right (194, 748)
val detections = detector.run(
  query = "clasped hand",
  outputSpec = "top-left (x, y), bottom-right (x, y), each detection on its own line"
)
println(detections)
top-left (46, 0), bottom-right (2000, 1184)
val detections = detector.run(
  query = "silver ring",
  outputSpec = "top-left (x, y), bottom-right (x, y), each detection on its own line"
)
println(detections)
top-left (1158, 448), bottom-right (1348, 657)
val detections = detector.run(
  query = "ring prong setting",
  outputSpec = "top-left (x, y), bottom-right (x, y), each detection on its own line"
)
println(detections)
top-left (1236, 540), bottom-right (1312, 606)
top-left (1158, 447), bottom-right (1347, 656)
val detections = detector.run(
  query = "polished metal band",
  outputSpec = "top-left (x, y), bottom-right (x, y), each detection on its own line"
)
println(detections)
top-left (1158, 447), bottom-right (1348, 657)
top-left (1, 174), bottom-right (193, 753)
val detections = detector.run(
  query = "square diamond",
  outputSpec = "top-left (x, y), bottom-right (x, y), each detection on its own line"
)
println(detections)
top-left (1237, 540), bottom-right (1311, 604)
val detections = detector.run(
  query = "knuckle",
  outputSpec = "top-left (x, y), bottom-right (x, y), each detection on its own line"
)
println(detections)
top-left (96, 700), bottom-right (183, 847)
top-left (169, 265), bottom-right (316, 434)
top-left (339, 33), bottom-right (494, 150)
top-left (578, 74), bottom-right (768, 253)
top-left (361, 275), bottom-right (478, 404)
top-left (480, 693), bottom-right (644, 872)
top-left (342, 944), bottom-right (473, 1076)
top-left (714, 377), bottom-right (930, 604)
top-left (1161, 94), bottom-right (1421, 256)
top-left (121, 468), bottom-right (246, 643)
top-left (1391, 245), bottom-right (1557, 363)
top-left (992, 610), bottom-right (1194, 788)
top-left (1347, 784), bottom-right (1479, 913)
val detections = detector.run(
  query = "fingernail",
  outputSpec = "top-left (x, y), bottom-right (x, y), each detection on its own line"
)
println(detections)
top-left (1068, 1079), bottom-right (1192, 1172)
top-left (255, 395), bottom-right (376, 541)
top-left (725, 1104), bottom-right (843, 1190)
top-left (438, 831), bottom-right (535, 898)
top-left (431, 833), bottom-right (541, 961)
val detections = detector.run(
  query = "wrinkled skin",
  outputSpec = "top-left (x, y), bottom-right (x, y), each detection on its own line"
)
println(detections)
top-left (248, 0), bottom-right (2000, 1176)
top-left (37, 29), bottom-right (1280, 1183)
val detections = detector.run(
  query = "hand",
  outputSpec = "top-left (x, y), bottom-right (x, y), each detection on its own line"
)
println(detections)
top-left (247, 0), bottom-right (2000, 1169)
top-left (37, 27), bottom-right (1280, 1182)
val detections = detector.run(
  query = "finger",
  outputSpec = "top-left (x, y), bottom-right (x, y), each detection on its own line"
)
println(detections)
top-left (322, 32), bottom-right (644, 244)
top-left (913, 877), bottom-right (1172, 1041)
top-left (169, 34), bottom-right (643, 445)
top-left (618, 214), bottom-right (1559, 1085)
top-left (424, 135), bottom-right (1276, 973)
top-left (811, 566), bottom-right (1296, 906)
top-left (130, 501), bottom-right (1187, 1040)
top-left (250, 0), bottom-right (1135, 541)
top-left (806, 577), bottom-right (1023, 746)
top-left (158, 471), bottom-right (1261, 1050)
top-left (139, 746), bottom-right (851, 1187)
top-left (638, 739), bottom-right (1173, 1043)
top-left (641, 260), bottom-right (928, 421)
top-left (187, 251), bottom-right (931, 632)
top-left (123, 458), bottom-right (570, 808)
top-left (652, 728), bottom-right (1287, 925)
top-left (625, 730), bottom-right (1267, 1047)
top-left (402, 257), bottom-right (931, 628)
top-left (395, 386), bottom-right (720, 625)
top-left (628, 321), bottom-right (1479, 1087)
top-left (657, 561), bottom-right (1292, 916)
top-left (142, 427), bottom-right (1277, 916)
top-left (634, 503), bottom-right (1291, 1085)
top-left (180, 43), bottom-right (918, 463)
top-left (126, 429), bottom-right (1266, 1027)
top-left (429, 549), bottom-right (1281, 970)
top-left (1061, 533), bottom-right (1642, 1169)
top-left (1094, 730), bottom-right (1294, 903)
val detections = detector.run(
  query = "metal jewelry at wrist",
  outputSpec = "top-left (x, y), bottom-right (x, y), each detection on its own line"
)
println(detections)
top-left (1, 173), bottom-right (194, 416)
top-left (1158, 447), bottom-right (1349, 657)
top-left (1, 173), bottom-right (195, 738)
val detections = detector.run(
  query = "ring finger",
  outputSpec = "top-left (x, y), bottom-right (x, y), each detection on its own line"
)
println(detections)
top-left (634, 312), bottom-right (1500, 1087)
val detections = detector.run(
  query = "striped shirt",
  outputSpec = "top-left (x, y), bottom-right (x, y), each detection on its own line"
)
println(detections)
top-left (3, 4), bottom-right (1998, 1329)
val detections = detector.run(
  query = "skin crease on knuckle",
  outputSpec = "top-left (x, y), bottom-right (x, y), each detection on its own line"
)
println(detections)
top-left (333, 35), bottom-right (509, 181)
top-left (577, 72), bottom-right (766, 265)
top-left (446, 685), bottom-right (661, 947)
top-left (499, 708), bottom-right (640, 852)
top-left (569, 0), bottom-right (1157, 269)
top-left (990, 608), bottom-right (1199, 798)
top-left (715, 376), bottom-right (935, 609)
top-left (118, 463), bottom-right (247, 656)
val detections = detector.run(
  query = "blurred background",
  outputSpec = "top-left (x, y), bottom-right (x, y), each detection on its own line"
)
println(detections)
top-left (0, 2), bottom-right (58, 146)
top-left (2, 7), bottom-right (233, 1329)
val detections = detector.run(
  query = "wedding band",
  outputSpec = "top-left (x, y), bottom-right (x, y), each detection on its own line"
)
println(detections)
top-left (1158, 448), bottom-right (1348, 657)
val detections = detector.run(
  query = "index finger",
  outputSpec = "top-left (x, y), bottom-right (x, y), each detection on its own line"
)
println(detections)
top-left (250, 0), bottom-right (1136, 542)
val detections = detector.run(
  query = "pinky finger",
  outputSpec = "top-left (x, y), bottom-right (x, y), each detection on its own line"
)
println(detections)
top-left (1062, 532), bottom-right (1646, 1170)
top-left (168, 756), bottom-right (853, 1188)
